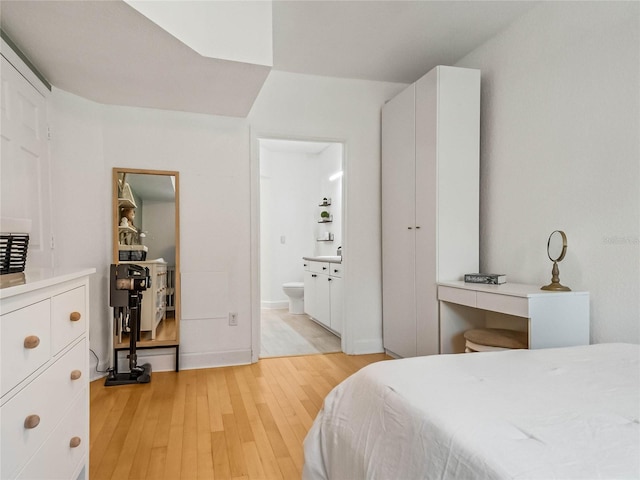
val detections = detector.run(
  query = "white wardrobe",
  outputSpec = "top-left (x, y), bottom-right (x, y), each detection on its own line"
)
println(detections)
top-left (382, 65), bottom-right (480, 358)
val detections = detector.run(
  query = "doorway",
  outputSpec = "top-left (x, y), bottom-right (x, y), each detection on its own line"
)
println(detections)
top-left (258, 138), bottom-right (344, 358)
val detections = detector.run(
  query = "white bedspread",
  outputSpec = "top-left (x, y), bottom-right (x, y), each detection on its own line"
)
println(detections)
top-left (303, 344), bottom-right (640, 479)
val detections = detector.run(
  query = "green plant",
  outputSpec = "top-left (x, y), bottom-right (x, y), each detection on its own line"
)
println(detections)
top-left (320, 211), bottom-right (330, 219)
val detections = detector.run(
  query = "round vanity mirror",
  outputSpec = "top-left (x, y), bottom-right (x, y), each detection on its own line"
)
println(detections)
top-left (547, 230), bottom-right (567, 262)
top-left (541, 230), bottom-right (571, 291)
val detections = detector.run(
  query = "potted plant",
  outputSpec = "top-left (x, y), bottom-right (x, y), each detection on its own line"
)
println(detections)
top-left (320, 211), bottom-right (331, 222)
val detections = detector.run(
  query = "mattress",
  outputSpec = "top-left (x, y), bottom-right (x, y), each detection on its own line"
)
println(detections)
top-left (303, 343), bottom-right (640, 479)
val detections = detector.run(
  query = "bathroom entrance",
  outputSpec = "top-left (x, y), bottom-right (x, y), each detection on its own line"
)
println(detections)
top-left (258, 138), bottom-right (344, 358)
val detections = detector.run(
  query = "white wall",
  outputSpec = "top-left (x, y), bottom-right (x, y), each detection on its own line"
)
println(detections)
top-left (260, 148), bottom-right (318, 307)
top-left (259, 142), bottom-right (343, 307)
top-left (456, 1), bottom-right (639, 343)
top-left (316, 143), bottom-right (343, 257)
top-left (50, 89), bottom-right (252, 376)
top-left (141, 200), bottom-right (175, 264)
top-left (50, 89), bottom-right (110, 375)
top-left (249, 72), bottom-right (406, 354)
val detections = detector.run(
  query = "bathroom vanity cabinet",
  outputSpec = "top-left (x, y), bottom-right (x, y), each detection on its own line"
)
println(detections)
top-left (303, 260), bottom-right (343, 335)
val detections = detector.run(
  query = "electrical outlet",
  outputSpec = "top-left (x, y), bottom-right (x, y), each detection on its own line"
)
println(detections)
top-left (229, 312), bottom-right (238, 326)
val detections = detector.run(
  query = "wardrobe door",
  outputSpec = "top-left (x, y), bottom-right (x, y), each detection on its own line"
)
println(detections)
top-left (382, 84), bottom-right (417, 358)
top-left (415, 69), bottom-right (439, 356)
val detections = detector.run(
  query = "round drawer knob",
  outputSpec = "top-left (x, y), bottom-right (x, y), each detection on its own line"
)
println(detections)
top-left (70, 369), bottom-right (82, 380)
top-left (24, 335), bottom-right (40, 349)
top-left (24, 414), bottom-right (41, 429)
top-left (69, 436), bottom-right (82, 448)
top-left (69, 311), bottom-right (82, 322)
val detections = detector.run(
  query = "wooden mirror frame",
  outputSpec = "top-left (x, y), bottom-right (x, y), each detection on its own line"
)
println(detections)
top-left (112, 168), bottom-right (181, 351)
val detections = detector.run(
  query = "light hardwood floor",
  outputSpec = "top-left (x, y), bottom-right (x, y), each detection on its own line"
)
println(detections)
top-left (260, 309), bottom-right (341, 358)
top-left (90, 352), bottom-right (391, 479)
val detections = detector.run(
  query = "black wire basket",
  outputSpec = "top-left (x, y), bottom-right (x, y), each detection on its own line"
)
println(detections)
top-left (0, 234), bottom-right (29, 274)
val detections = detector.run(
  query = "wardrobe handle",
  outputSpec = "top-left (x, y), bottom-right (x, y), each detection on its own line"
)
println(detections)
top-left (24, 335), bottom-right (40, 349)
top-left (70, 370), bottom-right (82, 380)
top-left (312, 274), bottom-right (317, 278)
top-left (24, 414), bottom-right (41, 429)
top-left (69, 437), bottom-right (82, 448)
top-left (408, 227), bottom-right (413, 230)
top-left (70, 311), bottom-right (82, 322)
top-left (416, 226), bottom-right (421, 229)
top-left (328, 278), bottom-right (332, 282)
top-left (322, 267), bottom-right (327, 270)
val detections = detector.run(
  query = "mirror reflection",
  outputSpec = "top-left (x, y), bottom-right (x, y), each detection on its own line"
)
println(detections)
top-left (113, 168), bottom-right (180, 351)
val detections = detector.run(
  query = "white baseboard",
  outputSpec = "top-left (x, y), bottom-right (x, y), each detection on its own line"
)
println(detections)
top-left (180, 349), bottom-right (253, 370)
top-left (113, 348), bottom-right (252, 373)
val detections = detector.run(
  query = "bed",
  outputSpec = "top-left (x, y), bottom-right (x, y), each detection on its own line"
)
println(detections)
top-left (303, 343), bottom-right (640, 479)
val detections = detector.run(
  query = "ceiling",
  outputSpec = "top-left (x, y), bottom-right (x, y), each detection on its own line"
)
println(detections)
top-left (0, 1), bottom-right (536, 118)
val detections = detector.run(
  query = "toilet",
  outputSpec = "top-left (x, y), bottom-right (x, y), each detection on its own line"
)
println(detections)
top-left (282, 282), bottom-right (304, 314)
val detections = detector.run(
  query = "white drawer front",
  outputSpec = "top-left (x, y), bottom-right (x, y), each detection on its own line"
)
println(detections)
top-left (329, 264), bottom-right (343, 278)
top-left (310, 262), bottom-right (330, 274)
top-left (477, 292), bottom-right (529, 318)
top-left (16, 389), bottom-right (87, 480)
top-left (1, 299), bottom-right (51, 397)
top-left (52, 286), bottom-right (86, 354)
top-left (1, 339), bottom-right (87, 478)
top-left (438, 286), bottom-right (476, 308)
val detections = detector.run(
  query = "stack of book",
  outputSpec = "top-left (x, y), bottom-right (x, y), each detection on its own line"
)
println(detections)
top-left (464, 273), bottom-right (507, 285)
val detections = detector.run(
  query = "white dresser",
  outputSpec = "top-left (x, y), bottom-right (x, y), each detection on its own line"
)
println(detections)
top-left (1, 268), bottom-right (94, 480)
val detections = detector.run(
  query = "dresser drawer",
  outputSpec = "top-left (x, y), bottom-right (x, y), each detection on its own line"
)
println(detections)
top-left (1, 338), bottom-right (87, 478)
top-left (16, 389), bottom-right (87, 480)
top-left (1, 299), bottom-right (51, 397)
top-left (52, 286), bottom-right (86, 354)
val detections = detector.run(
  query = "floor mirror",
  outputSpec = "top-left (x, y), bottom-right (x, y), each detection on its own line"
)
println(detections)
top-left (112, 168), bottom-right (180, 370)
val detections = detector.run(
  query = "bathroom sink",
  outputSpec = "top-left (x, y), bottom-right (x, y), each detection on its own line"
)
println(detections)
top-left (303, 255), bottom-right (342, 263)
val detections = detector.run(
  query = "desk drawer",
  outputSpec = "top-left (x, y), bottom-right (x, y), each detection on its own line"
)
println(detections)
top-left (1, 338), bottom-right (87, 478)
top-left (438, 286), bottom-right (476, 308)
top-left (1, 299), bottom-right (51, 397)
top-left (52, 286), bottom-right (86, 354)
top-left (477, 292), bottom-right (528, 317)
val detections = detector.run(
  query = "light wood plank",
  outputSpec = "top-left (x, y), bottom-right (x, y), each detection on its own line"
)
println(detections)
top-left (90, 352), bottom-right (392, 479)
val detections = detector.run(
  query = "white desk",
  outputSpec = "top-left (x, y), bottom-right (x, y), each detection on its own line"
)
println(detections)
top-left (438, 281), bottom-right (590, 354)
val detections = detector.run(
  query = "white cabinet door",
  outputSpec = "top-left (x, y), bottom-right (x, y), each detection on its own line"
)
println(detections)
top-left (382, 66), bottom-right (480, 359)
top-left (303, 271), bottom-right (318, 319)
top-left (314, 275), bottom-right (331, 328)
top-left (382, 84), bottom-right (418, 359)
top-left (0, 56), bottom-right (51, 269)
top-left (305, 270), bottom-right (329, 327)
top-left (329, 276), bottom-right (343, 335)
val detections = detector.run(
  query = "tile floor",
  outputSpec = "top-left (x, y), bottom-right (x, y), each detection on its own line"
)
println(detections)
top-left (260, 308), bottom-right (341, 358)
